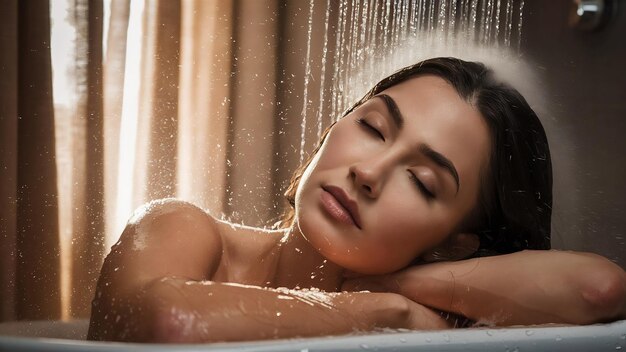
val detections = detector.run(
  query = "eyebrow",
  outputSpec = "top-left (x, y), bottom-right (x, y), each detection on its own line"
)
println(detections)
top-left (375, 94), bottom-right (404, 129)
top-left (374, 94), bottom-right (461, 195)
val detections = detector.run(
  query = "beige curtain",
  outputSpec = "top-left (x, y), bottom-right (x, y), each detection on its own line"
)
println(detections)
top-left (0, 0), bottom-right (357, 321)
top-left (0, 0), bottom-right (327, 321)
top-left (0, 0), bottom-right (19, 322)
top-left (0, 0), bottom-right (62, 320)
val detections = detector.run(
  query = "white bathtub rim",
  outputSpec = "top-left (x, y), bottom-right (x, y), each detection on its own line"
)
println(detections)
top-left (0, 319), bottom-right (624, 352)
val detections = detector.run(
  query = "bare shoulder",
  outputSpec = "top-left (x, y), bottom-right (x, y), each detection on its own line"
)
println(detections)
top-left (102, 199), bottom-right (225, 292)
top-left (125, 198), bottom-right (223, 247)
top-left (89, 199), bottom-right (229, 340)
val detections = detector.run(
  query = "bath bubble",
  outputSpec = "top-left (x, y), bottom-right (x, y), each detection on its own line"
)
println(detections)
top-left (399, 338), bottom-right (407, 343)
top-left (555, 335), bottom-right (562, 341)
top-left (525, 329), bottom-right (534, 336)
top-left (359, 343), bottom-right (370, 350)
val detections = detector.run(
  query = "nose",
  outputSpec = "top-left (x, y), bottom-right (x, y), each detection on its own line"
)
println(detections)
top-left (349, 156), bottom-right (390, 198)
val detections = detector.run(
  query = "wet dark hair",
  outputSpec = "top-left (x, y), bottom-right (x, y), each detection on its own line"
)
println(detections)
top-left (282, 57), bottom-right (552, 256)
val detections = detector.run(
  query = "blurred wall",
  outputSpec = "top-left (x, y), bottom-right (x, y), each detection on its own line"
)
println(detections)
top-left (522, 0), bottom-right (626, 267)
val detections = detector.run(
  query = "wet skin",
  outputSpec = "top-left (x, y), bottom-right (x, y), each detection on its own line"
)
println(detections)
top-left (295, 75), bottom-right (491, 275)
top-left (88, 75), bottom-right (626, 343)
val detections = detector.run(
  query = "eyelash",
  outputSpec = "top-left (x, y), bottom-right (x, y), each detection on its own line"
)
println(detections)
top-left (356, 118), bottom-right (435, 200)
top-left (356, 118), bottom-right (385, 141)
top-left (409, 172), bottom-right (436, 199)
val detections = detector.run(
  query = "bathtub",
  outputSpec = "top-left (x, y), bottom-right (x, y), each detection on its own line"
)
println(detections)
top-left (0, 319), bottom-right (624, 351)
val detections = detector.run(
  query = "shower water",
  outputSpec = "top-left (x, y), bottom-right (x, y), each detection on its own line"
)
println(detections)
top-left (298, 0), bottom-right (526, 159)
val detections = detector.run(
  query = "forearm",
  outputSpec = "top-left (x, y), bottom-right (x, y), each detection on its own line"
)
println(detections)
top-left (103, 277), bottom-right (447, 343)
top-left (346, 250), bottom-right (626, 326)
top-left (144, 277), bottom-right (392, 342)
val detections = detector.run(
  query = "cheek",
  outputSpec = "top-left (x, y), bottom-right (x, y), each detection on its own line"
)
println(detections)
top-left (312, 120), bottom-right (381, 170)
top-left (368, 197), bottom-right (451, 259)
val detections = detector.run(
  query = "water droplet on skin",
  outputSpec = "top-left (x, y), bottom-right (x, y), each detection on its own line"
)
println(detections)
top-left (276, 312), bottom-right (282, 317)
top-left (114, 267), bottom-right (119, 272)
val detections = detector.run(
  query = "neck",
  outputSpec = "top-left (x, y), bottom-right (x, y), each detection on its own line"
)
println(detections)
top-left (271, 224), bottom-right (346, 292)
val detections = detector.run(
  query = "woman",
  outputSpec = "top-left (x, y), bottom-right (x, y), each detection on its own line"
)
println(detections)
top-left (88, 57), bottom-right (626, 343)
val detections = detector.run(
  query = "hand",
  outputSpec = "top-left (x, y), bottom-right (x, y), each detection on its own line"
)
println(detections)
top-left (401, 296), bottom-right (455, 330)
top-left (343, 267), bottom-right (473, 329)
top-left (343, 269), bottom-right (461, 330)
top-left (341, 267), bottom-right (420, 298)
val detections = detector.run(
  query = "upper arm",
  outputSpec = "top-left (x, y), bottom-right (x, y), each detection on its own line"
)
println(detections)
top-left (98, 199), bottom-right (223, 297)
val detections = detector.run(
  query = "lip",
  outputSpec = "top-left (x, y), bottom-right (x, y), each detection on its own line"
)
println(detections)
top-left (321, 185), bottom-right (362, 229)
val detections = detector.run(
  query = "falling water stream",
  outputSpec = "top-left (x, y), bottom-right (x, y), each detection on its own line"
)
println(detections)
top-left (298, 0), bottom-right (525, 162)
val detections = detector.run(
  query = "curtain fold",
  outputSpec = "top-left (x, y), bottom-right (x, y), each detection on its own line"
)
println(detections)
top-left (129, 0), bottom-right (182, 213)
top-left (0, 0), bottom-right (19, 323)
top-left (223, 0), bottom-right (280, 226)
top-left (144, 0), bottom-right (181, 201)
top-left (103, 0), bottom-right (130, 249)
top-left (177, 0), bottom-right (233, 215)
top-left (68, 0), bottom-right (105, 318)
top-left (16, 0), bottom-right (61, 320)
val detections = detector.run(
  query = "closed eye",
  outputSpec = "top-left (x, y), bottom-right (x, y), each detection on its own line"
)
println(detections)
top-left (356, 118), bottom-right (385, 141)
top-left (409, 172), bottom-right (435, 200)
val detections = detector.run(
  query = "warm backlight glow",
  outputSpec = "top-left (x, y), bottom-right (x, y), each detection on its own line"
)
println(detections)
top-left (111, 0), bottom-right (145, 249)
top-left (50, 0), bottom-right (77, 321)
top-left (51, 0), bottom-right (146, 318)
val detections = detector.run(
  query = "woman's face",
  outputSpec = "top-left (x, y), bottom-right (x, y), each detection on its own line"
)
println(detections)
top-left (294, 75), bottom-right (491, 274)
